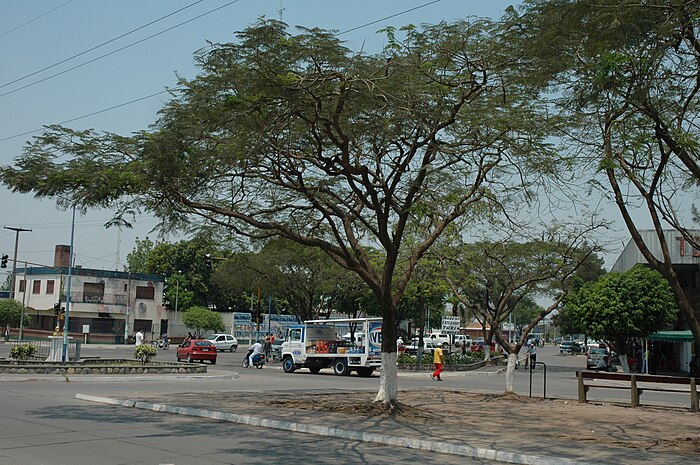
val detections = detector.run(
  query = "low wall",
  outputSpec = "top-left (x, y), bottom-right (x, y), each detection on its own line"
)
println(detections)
top-left (398, 360), bottom-right (488, 371)
top-left (0, 359), bottom-right (207, 375)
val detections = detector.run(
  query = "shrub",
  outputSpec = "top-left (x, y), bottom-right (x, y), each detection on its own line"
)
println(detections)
top-left (446, 352), bottom-right (480, 365)
top-left (10, 343), bottom-right (37, 361)
top-left (397, 352), bottom-right (416, 364)
top-left (134, 344), bottom-right (157, 364)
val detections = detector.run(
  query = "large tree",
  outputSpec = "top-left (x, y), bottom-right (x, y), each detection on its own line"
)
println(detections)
top-left (515, 0), bottom-right (700, 374)
top-left (440, 231), bottom-right (602, 393)
top-left (565, 265), bottom-right (678, 371)
top-left (0, 20), bottom-right (552, 406)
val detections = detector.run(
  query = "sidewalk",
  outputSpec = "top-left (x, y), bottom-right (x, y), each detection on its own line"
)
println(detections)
top-left (77, 383), bottom-right (699, 465)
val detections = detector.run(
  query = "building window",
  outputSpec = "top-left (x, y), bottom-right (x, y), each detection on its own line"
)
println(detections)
top-left (83, 282), bottom-right (105, 303)
top-left (136, 286), bottom-right (155, 300)
top-left (18, 280), bottom-right (26, 293)
top-left (33, 280), bottom-right (41, 294)
top-left (46, 280), bottom-right (55, 295)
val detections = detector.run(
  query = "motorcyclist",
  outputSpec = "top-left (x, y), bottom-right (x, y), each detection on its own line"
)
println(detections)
top-left (245, 341), bottom-right (263, 367)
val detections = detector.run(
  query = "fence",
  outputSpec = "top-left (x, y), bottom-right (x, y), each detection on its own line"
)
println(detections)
top-left (7, 339), bottom-right (81, 361)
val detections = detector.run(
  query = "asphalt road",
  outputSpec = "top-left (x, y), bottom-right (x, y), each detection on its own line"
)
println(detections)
top-left (0, 382), bottom-right (481, 465)
top-left (0, 341), bottom-right (694, 465)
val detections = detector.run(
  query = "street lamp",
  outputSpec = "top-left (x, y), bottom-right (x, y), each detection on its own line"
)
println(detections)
top-left (61, 205), bottom-right (76, 364)
top-left (175, 270), bottom-right (181, 313)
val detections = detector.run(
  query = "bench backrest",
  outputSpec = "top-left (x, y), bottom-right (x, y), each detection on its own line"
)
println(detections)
top-left (577, 371), bottom-right (695, 385)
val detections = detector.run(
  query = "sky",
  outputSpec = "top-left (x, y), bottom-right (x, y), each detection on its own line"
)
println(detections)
top-left (0, 0), bottom-right (651, 280)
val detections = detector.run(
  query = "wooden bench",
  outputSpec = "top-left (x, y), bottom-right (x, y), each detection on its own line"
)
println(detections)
top-left (577, 370), bottom-right (698, 412)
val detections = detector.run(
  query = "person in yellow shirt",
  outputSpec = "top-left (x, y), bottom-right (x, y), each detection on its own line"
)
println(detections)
top-left (431, 345), bottom-right (444, 381)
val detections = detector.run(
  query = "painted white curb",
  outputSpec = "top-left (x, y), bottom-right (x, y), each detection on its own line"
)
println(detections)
top-left (76, 394), bottom-right (595, 465)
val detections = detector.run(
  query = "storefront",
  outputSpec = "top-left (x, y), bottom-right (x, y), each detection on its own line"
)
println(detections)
top-left (646, 330), bottom-right (694, 376)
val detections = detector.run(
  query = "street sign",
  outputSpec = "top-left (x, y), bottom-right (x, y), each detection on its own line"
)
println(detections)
top-left (441, 316), bottom-right (460, 334)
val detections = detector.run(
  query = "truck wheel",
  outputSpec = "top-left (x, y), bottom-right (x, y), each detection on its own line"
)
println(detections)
top-left (333, 358), bottom-right (349, 376)
top-left (356, 367), bottom-right (374, 377)
top-left (309, 367), bottom-right (321, 374)
top-left (282, 356), bottom-right (296, 373)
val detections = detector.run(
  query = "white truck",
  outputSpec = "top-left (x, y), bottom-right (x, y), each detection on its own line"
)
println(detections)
top-left (280, 318), bottom-right (382, 377)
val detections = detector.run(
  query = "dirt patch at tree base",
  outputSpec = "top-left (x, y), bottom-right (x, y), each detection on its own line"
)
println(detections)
top-left (261, 389), bottom-right (700, 456)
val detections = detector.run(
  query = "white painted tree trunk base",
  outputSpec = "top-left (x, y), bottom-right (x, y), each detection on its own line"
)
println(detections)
top-left (374, 352), bottom-right (398, 407)
top-left (505, 353), bottom-right (517, 393)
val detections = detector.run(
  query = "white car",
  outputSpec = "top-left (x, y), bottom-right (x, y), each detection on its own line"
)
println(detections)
top-left (453, 334), bottom-right (472, 348)
top-left (405, 341), bottom-right (440, 355)
top-left (206, 333), bottom-right (238, 352)
top-left (427, 333), bottom-right (451, 348)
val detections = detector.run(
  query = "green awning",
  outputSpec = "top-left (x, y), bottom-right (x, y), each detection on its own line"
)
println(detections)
top-left (646, 330), bottom-right (694, 342)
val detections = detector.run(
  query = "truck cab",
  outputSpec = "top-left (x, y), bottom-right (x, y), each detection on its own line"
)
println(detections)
top-left (281, 318), bottom-right (381, 377)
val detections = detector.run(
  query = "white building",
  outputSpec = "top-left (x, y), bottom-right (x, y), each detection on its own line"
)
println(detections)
top-left (611, 230), bottom-right (699, 374)
top-left (14, 245), bottom-right (170, 343)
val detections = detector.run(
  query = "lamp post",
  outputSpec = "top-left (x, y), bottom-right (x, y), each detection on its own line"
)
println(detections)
top-left (175, 271), bottom-right (180, 313)
top-left (19, 261), bottom-right (28, 341)
top-left (3, 226), bottom-right (32, 300)
top-left (124, 272), bottom-right (131, 344)
top-left (61, 205), bottom-right (76, 364)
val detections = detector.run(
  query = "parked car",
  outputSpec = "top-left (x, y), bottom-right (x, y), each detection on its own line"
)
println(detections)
top-left (559, 340), bottom-right (582, 354)
top-left (405, 341), bottom-right (440, 355)
top-left (177, 339), bottom-right (218, 364)
top-left (271, 338), bottom-right (285, 360)
top-left (206, 333), bottom-right (238, 352)
top-left (587, 347), bottom-right (610, 369)
top-left (427, 333), bottom-right (451, 348)
top-left (454, 334), bottom-right (472, 348)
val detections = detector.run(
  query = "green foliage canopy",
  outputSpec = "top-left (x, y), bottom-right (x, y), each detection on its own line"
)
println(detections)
top-left (181, 306), bottom-right (225, 338)
top-left (0, 299), bottom-right (29, 328)
top-left (565, 265), bottom-right (678, 353)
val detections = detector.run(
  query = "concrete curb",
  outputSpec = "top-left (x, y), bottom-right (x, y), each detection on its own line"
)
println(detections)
top-left (76, 393), bottom-right (595, 465)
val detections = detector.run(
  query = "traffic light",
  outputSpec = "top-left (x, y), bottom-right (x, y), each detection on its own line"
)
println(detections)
top-left (53, 303), bottom-right (61, 315)
top-left (204, 254), bottom-right (212, 269)
top-left (1, 254), bottom-right (8, 268)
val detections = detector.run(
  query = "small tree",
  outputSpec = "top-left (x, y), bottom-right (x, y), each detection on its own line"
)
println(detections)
top-left (0, 299), bottom-right (29, 333)
top-left (134, 344), bottom-right (157, 364)
top-left (566, 265), bottom-right (678, 371)
top-left (181, 306), bottom-right (225, 338)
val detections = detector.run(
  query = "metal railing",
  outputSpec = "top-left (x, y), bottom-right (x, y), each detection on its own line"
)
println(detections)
top-left (8, 339), bottom-right (81, 361)
top-left (62, 292), bottom-right (129, 306)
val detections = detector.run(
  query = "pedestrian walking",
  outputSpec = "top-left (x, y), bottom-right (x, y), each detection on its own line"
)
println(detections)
top-left (135, 329), bottom-right (144, 347)
top-left (528, 343), bottom-right (537, 369)
top-left (430, 345), bottom-right (445, 381)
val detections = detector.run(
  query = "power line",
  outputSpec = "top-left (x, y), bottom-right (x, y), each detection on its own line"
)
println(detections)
top-left (0, 1), bottom-right (73, 39)
top-left (0, 0), bottom-right (443, 144)
top-left (338, 0), bottom-right (442, 35)
top-left (0, 0), bottom-right (241, 99)
top-left (0, 0), bottom-right (205, 91)
top-left (0, 88), bottom-right (182, 142)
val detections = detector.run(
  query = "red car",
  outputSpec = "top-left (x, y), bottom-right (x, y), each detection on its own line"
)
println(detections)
top-left (176, 339), bottom-right (218, 364)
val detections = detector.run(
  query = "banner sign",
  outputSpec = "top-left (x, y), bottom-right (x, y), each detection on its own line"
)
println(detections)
top-left (441, 316), bottom-right (460, 334)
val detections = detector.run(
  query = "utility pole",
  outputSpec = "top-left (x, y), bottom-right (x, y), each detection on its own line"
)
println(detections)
top-left (4, 226), bottom-right (32, 299)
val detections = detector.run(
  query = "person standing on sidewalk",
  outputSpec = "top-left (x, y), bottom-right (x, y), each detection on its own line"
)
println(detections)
top-left (431, 345), bottom-right (445, 381)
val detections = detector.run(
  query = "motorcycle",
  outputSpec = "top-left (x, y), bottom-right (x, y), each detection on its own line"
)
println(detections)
top-left (151, 336), bottom-right (170, 350)
top-left (243, 352), bottom-right (265, 369)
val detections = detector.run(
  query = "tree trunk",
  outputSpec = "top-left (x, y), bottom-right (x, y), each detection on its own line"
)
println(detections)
top-left (505, 352), bottom-right (518, 393)
top-left (375, 352), bottom-right (398, 406)
top-left (374, 300), bottom-right (398, 407)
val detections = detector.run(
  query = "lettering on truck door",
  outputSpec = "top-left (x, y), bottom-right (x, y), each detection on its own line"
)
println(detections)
top-left (288, 327), bottom-right (304, 362)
